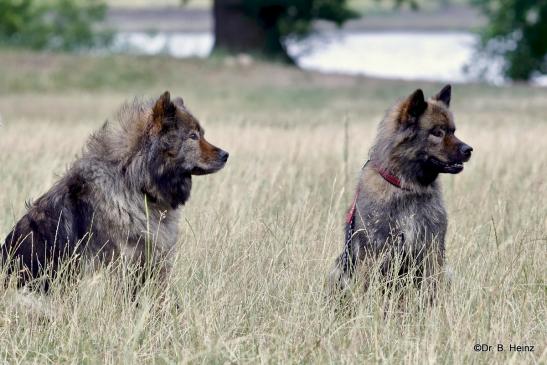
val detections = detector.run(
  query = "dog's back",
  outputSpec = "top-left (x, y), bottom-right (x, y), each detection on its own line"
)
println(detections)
top-left (2, 172), bottom-right (96, 287)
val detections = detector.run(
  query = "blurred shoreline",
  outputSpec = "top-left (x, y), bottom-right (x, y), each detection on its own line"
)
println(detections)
top-left (105, 4), bottom-right (484, 33)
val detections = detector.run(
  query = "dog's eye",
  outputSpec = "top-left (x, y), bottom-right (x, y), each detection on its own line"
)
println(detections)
top-left (189, 132), bottom-right (199, 140)
top-left (431, 129), bottom-right (445, 138)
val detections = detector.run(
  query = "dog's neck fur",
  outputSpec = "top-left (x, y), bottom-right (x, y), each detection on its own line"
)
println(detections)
top-left (370, 136), bottom-right (440, 194)
top-left (398, 159), bottom-right (439, 187)
top-left (369, 107), bottom-right (442, 193)
top-left (370, 156), bottom-right (440, 194)
top-left (84, 99), bottom-right (195, 212)
top-left (141, 174), bottom-right (193, 210)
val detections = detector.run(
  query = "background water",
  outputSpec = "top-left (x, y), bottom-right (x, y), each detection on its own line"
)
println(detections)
top-left (113, 31), bottom-right (545, 85)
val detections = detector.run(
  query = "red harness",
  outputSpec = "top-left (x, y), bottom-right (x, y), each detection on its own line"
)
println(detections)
top-left (341, 160), bottom-right (405, 273)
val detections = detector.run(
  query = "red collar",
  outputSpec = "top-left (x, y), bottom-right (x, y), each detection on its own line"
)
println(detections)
top-left (370, 161), bottom-right (404, 189)
top-left (345, 160), bottom-right (404, 224)
top-left (363, 160), bottom-right (407, 190)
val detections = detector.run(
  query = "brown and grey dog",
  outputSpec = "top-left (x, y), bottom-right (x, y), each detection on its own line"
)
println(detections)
top-left (2, 91), bottom-right (228, 290)
top-left (330, 85), bottom-right (472, 294)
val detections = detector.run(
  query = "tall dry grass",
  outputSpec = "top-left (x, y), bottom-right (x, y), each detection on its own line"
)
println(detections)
top-left (0, 52), bottom-right (545, 364)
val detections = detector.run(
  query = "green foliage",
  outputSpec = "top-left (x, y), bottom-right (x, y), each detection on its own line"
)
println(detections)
top-left (0, 0), bottom-right (111, 51)
top-left (237, 0), bottom-right (358, 60)
top-left (472, 0), bottom-right (547, 81)
top-left (242, 0), bottom-right (359, 38)
top-left (243, 0), bottom-right (359, 36)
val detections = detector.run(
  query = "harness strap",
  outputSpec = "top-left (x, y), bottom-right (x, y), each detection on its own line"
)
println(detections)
top-left (341, 160), bottom-right (405, 273)
top-left (341, 160), bottom-right (369, 273)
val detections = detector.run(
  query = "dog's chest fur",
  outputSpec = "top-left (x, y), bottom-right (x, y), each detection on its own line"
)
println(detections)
top-left (353, 168), bottom-right (448, 259)
top-left (75, 160), bottom-right (182, 264)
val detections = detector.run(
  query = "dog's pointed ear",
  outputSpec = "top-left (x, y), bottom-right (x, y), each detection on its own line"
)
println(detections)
top-left (173, 96), bottom-right (184, 108)
top-left (152, 91), bottom-right (176, 131)
top-left (433, 84), bottom-right (451, 107)
top-left (400, 89), bottom-right (427, 124)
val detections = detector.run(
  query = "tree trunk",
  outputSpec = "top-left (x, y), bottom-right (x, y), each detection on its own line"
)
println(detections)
top-left (213, 0), bottom-right (265, 53)
top-left (212, 0), bottom-right (293, 63)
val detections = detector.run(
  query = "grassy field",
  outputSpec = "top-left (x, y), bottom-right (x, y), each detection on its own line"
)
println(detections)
top-left (0, 51), bottom-right (545, 364)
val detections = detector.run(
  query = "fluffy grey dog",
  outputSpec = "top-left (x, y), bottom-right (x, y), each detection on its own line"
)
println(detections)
top-left (2, 91), bottom-right (228, 290)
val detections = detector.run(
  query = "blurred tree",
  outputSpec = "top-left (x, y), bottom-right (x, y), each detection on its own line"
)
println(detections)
top-left (0, 0), bottom-right (111, 51)
top-left (471, 0), bottom-right (547, 81)
top-left (213, 0), bottom-right (359, 63)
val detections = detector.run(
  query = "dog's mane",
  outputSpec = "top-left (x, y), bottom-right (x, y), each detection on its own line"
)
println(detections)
top-left (369, 100), bottom-right (404, 168)
top-left (85, 98), bottom-right (155, 164)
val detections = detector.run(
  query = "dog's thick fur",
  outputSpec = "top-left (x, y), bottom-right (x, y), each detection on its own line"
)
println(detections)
top-left (2, 91), bottom-right (228, 289)
top-left (330, 85), bottom-right (472, 293)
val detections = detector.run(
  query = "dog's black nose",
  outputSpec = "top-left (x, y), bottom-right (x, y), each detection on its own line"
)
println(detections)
top-left (460, 144), bottom-right (473, 158)
top-left (220, 150), bottom-right (229, 162)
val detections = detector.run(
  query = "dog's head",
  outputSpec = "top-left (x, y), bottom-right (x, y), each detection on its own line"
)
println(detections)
top-left (150, 91), bottom-right (229, 176)
top-left (395, 85), bottom-right (472, 175)
top-left (136, 91), bottom-right (228, 208)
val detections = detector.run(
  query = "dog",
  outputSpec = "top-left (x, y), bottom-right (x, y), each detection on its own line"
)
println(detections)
top-left (2, 91), bottom-right (228, 290)
top-left (330, 85), bottom-right (472, 294)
